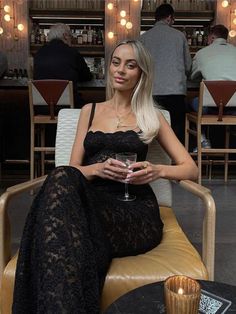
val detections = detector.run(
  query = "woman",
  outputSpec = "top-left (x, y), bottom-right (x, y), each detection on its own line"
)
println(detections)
top-left (13, 40), bottom-right (198, 313)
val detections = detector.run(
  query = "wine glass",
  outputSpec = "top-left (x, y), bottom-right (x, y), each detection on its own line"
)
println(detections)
top-left (116, 152), bottom-right (137, 201)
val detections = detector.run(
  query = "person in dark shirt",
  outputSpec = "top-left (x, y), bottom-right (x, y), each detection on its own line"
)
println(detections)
top-left (34, 23), bottom-right (92, 108)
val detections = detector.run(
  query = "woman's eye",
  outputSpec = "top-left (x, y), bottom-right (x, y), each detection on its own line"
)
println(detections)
top-left (127, 63), bottom-right (136, 69)
top-left (112, 60), bottom-right (119, 66)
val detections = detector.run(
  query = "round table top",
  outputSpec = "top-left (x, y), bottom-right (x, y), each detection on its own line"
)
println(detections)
top-left (104, 280), bottom-right (236, 314)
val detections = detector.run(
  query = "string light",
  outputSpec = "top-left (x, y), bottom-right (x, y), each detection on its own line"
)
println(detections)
top-left (108, 31), bottom-right (115, 39)
top-left (229, 30), bottom-right (236, 37)
top-left (120, 18), bottom-right (127, 26)
top-left (222, 0), bottom-right (229, 8)
top-left (17, 23), bottom-right (24, 31)
top-left (120, 10), bottom-right (126, 17)
top-left (126, 21), bottom-right (133, 30)
top-left (107, 3), bottom-right (114, 10)
top-left (3, 5), bottom-right (11, 13)
top-left (0, 27), bottom-right (3, 35)
top-left (4, 14), bottom-right (11, 22)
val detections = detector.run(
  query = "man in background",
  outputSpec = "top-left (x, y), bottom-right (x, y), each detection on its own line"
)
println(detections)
top-left (139, 3), bottom-right (191, 144)
top-left (191, 24), bottom-right (236, 150)
top-left (34, 23), bottom-right (92, 108)
top-left (0, 51), bottom-right (8, 78)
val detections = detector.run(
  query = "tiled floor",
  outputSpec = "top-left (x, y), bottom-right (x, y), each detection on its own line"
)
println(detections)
top-left (1, 176), bottom-right (236, 287)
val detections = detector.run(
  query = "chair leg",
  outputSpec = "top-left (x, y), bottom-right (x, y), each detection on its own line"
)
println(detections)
top-left (197, 126), bottom-right (202, 184)
top-left (225, 126), bottom-right (230, 182)
top-left (30, 123), bottom-right (35, 181)
top-left (185, 116), bottom-right (190, 151)
top-left (40, 125), bottom-right (45, 176)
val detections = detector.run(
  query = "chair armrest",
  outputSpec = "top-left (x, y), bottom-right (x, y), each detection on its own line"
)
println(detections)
top-left (174, 180), bottom-right (216, 280)
top-left (0, 176), bottom-right (47, 283)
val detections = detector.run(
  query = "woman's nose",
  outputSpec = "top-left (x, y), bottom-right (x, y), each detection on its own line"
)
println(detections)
top-left (117, 63), bottom-right (125, 74)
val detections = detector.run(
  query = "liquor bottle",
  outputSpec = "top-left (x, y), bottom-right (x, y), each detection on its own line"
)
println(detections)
top-left (187, 30), bottom-right (192, 46)
top-left (87, 26), bottom-right (93, 44)
top-left (30, 25), bottom-right (36, 44)
top-left (191, 28), bottom-right (197, 46)
top-left (40, 29), bottom-right (46, 44)
top-left (82, 26), bottom-right (88, 44)
top-left (97, 28), bottom-right (103, 45)
top-left (92, 28), bottom-right (97, 45)
top-left (197, 29), bottom-right (203, 46)
top-left (77, 30), bottom-right (83, 45)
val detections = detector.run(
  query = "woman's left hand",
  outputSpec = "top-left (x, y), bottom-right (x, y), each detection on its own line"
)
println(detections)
top-left (127, 161), bottom-right (162, 185)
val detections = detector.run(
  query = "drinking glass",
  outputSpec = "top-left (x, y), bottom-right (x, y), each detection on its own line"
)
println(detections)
top-left (115, 152), bottom-right (137, 201)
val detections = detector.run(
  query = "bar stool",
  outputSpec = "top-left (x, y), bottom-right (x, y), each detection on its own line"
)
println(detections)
top-left (29, 79), bottom-right (74, 180)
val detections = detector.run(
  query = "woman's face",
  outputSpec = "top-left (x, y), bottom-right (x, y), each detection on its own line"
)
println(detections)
top-left (109, 44), bottom-right (142, 93)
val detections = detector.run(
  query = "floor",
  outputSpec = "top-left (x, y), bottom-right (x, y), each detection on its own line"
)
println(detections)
top-left (1, 170), bottom-right (236, 287)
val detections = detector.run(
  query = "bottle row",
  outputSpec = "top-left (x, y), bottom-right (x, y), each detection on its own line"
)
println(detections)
top-left (29, 0), bottom-right (104, 10)
top-left (181, 27), bottom-right (209, 47)
top-left (30, 25), bottom-right (104, 46)
top-left (3, 68), bottom-right (28, 80)
top-left (142, 0), bottom-right (214, 11)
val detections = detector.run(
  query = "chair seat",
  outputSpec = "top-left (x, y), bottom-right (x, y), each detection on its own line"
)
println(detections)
top-left (33, 115), bottom-right (58, 124)
top-left (101, 206), bottom-right (208, 310)
top-left (186, 112), bottom-right (236, 125)
top-left (1, 206), bottom-right (208, 313)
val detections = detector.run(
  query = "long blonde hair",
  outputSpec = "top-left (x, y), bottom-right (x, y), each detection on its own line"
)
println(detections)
top-left (106, 40), bottom-right (160, 144)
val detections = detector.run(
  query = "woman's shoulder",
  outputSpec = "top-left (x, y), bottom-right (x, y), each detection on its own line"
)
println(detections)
top-left (82, 101), bottom-right (111, 114)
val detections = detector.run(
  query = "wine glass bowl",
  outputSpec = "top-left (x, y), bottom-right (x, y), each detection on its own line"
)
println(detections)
top-left (115, 152), bottom-right (137, 201)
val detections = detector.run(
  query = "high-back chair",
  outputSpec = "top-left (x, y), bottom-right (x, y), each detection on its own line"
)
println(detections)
top-left (185, 80), bottom-right (236, 184)
top-left (29, 79), bottom-right (74, 181)
top-left (0, 109), bottom-right (216, 313)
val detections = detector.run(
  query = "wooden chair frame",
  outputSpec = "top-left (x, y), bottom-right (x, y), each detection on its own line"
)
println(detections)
top-left (29, 79), bottom-right (74, 180)
top-left (185, 80), bottom-right (236, 184)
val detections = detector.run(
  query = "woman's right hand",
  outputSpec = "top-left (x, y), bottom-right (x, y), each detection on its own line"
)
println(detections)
top-left (97, 158), bottom-right (129, 181)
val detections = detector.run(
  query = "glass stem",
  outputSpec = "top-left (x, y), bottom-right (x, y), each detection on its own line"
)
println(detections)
top-left (124, 182), bottom-right (129, 199)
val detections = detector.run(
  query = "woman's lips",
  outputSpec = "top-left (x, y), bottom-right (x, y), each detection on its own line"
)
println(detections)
top-left (114, 77), bottom-right (126, 83)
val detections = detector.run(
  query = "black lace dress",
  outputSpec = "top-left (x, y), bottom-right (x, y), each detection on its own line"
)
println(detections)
top-left (13, 130), bottom-right (163, 314)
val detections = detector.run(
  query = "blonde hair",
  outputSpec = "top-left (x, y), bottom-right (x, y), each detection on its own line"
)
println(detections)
top-left (106, 40), bottom-right (160, 144)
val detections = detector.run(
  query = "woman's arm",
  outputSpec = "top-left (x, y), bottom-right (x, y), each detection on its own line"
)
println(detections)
top-left (128, 112), bottom-right (198, 184)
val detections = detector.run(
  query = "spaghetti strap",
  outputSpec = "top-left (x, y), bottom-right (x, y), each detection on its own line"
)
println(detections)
top-left (88, 102), bottom-right (96, 130)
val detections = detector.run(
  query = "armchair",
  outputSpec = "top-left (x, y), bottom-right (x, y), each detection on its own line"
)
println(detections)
top-left (0, 109), bottom-right (216, 313)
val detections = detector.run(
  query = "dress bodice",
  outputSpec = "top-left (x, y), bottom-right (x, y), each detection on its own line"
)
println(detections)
top-left (83, 130), bottom-right (148, 166)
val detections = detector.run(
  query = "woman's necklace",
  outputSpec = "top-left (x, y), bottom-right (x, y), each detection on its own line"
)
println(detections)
top-left (115, 104), bottom-right (135, 129)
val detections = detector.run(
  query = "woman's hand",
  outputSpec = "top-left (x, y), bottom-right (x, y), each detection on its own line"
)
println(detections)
top-left (127, 161), bottom-right (164, 185)
top-left (97, 158), bottom-right (129, 181)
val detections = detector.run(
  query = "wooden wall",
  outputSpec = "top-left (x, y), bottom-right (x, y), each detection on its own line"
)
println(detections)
top-left (0, 0), bottom-right (29, 70)
top-left (216, 0), bottom-right (236, 45)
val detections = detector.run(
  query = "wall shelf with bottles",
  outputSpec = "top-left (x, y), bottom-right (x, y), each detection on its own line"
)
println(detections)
top-left (28, 8), bottom-right (105, 58)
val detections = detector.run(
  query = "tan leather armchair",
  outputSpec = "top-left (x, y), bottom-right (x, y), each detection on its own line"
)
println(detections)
top-left (0, 109), bottom-right (216, 313)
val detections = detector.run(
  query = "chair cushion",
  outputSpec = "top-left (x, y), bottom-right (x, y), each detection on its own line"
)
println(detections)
top-left (101, 206), bottom-right (208, 311)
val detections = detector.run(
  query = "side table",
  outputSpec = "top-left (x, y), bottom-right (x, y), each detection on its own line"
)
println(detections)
top-left (104, 280), bottom-right (236, 314)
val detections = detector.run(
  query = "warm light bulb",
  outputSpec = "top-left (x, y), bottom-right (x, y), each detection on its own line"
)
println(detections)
top-left (120, 10), bottom-right (126, 17)
top-left (229, 30), bottom-right (236, 37)
top-left (3, 5), bottom-right (11, 13)
top-left (0, 27), bottom-right (3, 35)
top-left (17, 23), bottom-right (24, 31)
top-left (126, 21), bottom-right (133, 30)
top-left (233, 18), bottom-right (236, 25)
top-left (108, 31), bottom-right (114, 39)
top-left (178, 288), bottom-right (184, 295)
top-left (134, 0), bottom-right (139, 2)
top-left (120, 18), bottom-right (127, 26)
top-left (222, 0), bottom-right (229, 8)
top-left (4, 14), bottom-right (11, 22)
top-left (107, 2), bottom-right (113, 10)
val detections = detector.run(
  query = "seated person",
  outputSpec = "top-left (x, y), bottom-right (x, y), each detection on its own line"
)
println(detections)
top-left (0, 51), bottom-right (8, 78)
top-left (34, 23), bottom-right (92, 108)
top-left (13, 40), bottom-right (198, 313)
top-left (191, 24), bottom-right (236, 150)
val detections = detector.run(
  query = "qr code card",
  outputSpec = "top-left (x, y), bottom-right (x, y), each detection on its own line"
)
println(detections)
top-left (199, 289), bottom-right (232, 314)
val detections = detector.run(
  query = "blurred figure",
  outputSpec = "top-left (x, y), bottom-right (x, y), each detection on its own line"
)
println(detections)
top-left (139, 3), bottom-right (191, 144)
top-left (191, 24), bottom-right (236, 151)
top-left (34, 23), bottom-right (92, 108)
top-left (0, 51), bottom-right (8, 78)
